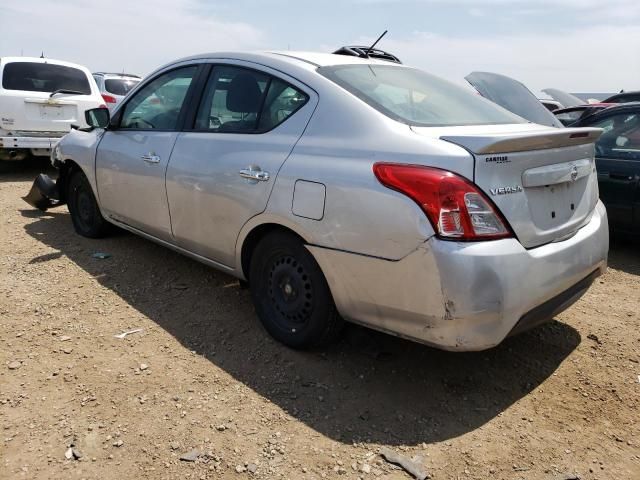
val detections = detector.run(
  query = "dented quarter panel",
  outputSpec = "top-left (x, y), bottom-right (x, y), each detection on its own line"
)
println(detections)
top-left (235, 85), bottom-right (475, 267)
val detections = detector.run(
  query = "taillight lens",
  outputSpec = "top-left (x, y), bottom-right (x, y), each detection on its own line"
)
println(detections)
top-left (373, 163), bottom-right (512, 241)
top-left (101, 94), bottom-right (117, 104)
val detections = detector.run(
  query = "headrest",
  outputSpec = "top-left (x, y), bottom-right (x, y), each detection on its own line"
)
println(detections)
top-left (226, 73), bottom-right (262, 113)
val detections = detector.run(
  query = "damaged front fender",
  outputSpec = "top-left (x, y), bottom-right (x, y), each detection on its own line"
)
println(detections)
top-left (22, 174), bottom-right (65, 211)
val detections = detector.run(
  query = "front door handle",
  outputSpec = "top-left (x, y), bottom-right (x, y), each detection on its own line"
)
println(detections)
top-left (608, 172), bottom-right (633, 181)
top-left (239, 167), bottom-right (270, 182)
top-left (141, 153), bottom-right (161, 164)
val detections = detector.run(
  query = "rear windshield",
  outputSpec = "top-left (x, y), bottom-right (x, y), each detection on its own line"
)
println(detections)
top-left (2, 62), bottom-right (91, 94)
top-left (105, 78), bottom-right (140, 96)
top-left (318, 64), bottom-right (524, 127)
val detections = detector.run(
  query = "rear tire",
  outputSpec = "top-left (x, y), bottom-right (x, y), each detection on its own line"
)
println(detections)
top-left (66, 170), bottom-right (111, 238)
top-left (249, 231), bottom-right (343, 349)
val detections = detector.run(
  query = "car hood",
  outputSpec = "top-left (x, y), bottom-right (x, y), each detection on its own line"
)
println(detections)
top-left (542, 88), bottom-right (584, 108)
top-left (466, 72), bottom-right (564, 128)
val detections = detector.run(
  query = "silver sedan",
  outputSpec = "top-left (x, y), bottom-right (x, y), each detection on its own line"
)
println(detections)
top-left (29, 51), bottom-right (609, 351)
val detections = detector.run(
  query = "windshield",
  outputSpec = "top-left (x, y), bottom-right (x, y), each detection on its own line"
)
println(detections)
top-left (2, 62), bottom-right (91, 94)
top-left (105, 78), bottom-right (140, 96)
top-left (318, 64), bottom-right (525, 127)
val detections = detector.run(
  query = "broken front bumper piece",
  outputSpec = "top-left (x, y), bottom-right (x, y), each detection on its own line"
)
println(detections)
top-left (22, 174), bottom-right (64, 211)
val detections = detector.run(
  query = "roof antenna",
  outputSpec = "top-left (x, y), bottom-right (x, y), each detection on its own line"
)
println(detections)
top-left (40, 51), bottom-right (45, 58)
top-left (365, 30), bottom-right (388, 57)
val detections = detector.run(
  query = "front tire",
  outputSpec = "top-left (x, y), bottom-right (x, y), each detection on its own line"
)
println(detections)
top-left (66, 170), bottom-right (111, 238)
top-left (249, 231), bottom-right (343, 349)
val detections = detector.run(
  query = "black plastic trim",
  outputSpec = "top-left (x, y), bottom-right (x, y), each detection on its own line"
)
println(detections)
top-left (508, 269), bottom-right (600, 337)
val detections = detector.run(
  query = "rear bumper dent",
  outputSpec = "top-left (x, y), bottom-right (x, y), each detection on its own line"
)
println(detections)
top-left (309, 201), bottom-right (608, 351)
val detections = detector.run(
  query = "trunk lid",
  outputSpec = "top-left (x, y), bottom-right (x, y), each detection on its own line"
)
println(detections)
top-left (412, 124), bottom-right (603, 248)
top-left (466, 72), bottom-right (564, 128)
top-left (541, 88), bottom-right (584, 108)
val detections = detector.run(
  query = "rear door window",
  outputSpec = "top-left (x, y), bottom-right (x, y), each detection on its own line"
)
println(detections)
top-left (194, 66), bottom-right (308, 133)
top-left (2, 62), bottom-right (91, 94)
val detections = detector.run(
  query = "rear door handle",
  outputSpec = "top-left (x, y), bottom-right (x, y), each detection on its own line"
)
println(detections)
top-left (239, 167), bottom-right (270, 182)
top-left (141, 154), bottom-right (160, 164)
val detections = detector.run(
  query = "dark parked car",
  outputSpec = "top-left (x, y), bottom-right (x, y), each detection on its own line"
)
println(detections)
top-left (573, 103), bottom-right (640, 235)
top-left (603, 91), bottom-right (640, 104)
top-left (554, 104), bottom-right (612, 126)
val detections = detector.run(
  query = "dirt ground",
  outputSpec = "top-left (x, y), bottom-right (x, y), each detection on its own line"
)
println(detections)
top-left (1, 158), bottom-right (639, 480)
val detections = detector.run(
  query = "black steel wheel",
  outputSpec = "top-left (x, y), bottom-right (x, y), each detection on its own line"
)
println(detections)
top-left (249, 231), bottom-right (343, 349)
top-left (67, 170), bottom-right (111, 238)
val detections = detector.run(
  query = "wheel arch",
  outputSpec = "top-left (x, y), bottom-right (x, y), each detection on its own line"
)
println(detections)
top-left (56, 158), bottom-right (85, 202)
top-left (238, 218), bottom-right (311, 282)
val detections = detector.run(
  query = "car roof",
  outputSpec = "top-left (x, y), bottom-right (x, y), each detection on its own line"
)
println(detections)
top-left (93, 72), bottom-right (141, 79)
top-left (576, 102), bottom-right (640, 125)
top-left (1, 56), bottom-right (91, 72)
top-left (173, 51), bottom-right (404, 70)
top-left (603, 90), bottom-right (640, 102)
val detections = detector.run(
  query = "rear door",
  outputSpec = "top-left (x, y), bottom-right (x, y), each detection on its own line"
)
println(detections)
top-left (587, 111), bottom-right (640, 233)
top-left (466, 72), bottom-right (564, 128)
top-left (0, 60), bottom-right (99, 132)
top-left (96, 65), bottom-right (201, 241)
top-left (166, 62), bottom-right (317, 267)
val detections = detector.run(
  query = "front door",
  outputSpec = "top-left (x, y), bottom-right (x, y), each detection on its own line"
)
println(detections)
top-left (166, 63), bottom-right (317, 266)
top-left (96, 65), bottom-right (199, 240)
top-left (590, 111), bottom-right (640, 233)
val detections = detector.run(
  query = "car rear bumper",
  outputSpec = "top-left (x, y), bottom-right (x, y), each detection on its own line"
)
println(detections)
top-left (0, 135), bottom-right (64, 151)
top-left (308, 201), bottom-right (609, 351)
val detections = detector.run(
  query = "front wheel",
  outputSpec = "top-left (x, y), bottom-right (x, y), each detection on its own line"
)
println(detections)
top-left (66, 170), bottom-right (111, 238)
top-left (249, 232), bottom-right (343, 349)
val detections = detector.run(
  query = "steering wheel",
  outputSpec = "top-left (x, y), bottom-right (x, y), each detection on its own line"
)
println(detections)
top-left (130, 117), bottom-right (155, 129)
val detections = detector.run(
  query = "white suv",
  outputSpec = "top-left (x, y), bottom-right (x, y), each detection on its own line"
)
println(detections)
top-left (0, 57), bottom-right (104, 162)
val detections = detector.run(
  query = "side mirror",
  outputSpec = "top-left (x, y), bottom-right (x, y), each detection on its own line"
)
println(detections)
top-left (85, 108), bottom-right (110, 129)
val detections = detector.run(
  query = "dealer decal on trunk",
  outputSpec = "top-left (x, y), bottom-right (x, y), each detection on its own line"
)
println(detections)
top-left (485, 155), bottom-right (510, 164)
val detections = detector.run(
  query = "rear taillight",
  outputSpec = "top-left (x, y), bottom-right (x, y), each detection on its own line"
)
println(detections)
top-left (101, 94), bottom-right (117, 104)
top-left (373, 163), bottom-right (512, 241)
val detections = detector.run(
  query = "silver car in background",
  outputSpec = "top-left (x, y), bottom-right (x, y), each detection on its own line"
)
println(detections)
top-left (28, 51), bottom-right (609, 351)
top-left (92, 72), bottom-right (141, 111)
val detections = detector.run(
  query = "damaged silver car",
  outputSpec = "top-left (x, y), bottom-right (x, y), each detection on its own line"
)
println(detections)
top-left (24, 51), bottom-right (609, 351)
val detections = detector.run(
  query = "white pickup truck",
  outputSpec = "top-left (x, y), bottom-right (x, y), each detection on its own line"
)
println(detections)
top-left (0, 57), bottom-right (104, 162)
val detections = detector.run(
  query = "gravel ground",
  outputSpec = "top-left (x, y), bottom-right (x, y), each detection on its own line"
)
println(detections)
top-left (1, 159), bottom-right (639, 480)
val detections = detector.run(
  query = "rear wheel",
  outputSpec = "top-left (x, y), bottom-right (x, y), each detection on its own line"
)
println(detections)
top-left (67, 170), bottom-right (111, 238)
top-left (249, 231), bottom-right (343, 349)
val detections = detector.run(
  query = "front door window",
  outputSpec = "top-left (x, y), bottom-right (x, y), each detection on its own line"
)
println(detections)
top-left (120, 66), bottom-right (197, 130)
